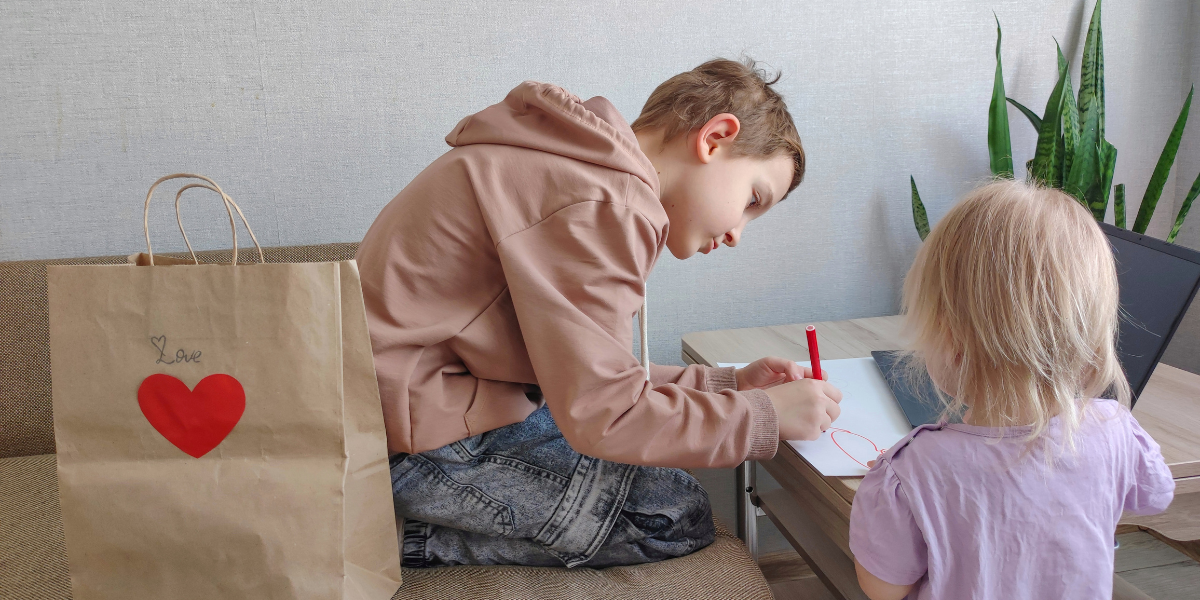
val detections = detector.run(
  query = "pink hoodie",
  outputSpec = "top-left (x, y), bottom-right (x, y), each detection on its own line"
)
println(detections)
top-left (356, 82), bottom-right (778, 468)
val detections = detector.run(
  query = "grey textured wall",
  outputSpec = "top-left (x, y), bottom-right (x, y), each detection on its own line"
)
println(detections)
top-left (2, 0), bottom-right (1197, 372)
top-left (1159, 0), bottom-right (1200, 374)
top-left (1173, 1), bottom-right (1200, 252)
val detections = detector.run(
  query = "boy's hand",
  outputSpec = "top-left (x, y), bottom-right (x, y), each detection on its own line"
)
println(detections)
top-left (735, 357), bottom-right (818, 390)
top-left (764, 378), bottom-right (843, 441)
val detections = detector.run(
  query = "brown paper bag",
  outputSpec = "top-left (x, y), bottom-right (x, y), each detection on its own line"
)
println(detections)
top-left (48, 174), bottom-right (401, 600)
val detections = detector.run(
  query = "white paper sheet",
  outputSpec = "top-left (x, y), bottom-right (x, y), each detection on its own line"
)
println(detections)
top-left (718, 357), bottom-right (915, 476)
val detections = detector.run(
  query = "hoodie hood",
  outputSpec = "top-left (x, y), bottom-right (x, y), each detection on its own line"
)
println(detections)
top-left (446, 82), bottom-right (660, 195)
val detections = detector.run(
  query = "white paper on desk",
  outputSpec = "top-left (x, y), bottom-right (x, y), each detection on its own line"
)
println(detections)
top-left (718, 357), bottom-right (915, 476)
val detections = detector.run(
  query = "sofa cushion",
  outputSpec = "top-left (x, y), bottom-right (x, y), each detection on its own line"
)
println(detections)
top-left (396, 522), bottom-right (773, 599)
top-left (1, 454), bottom-right (772, 599)
top-left (0, 454), bottom-right (71, 599)
top-left (0, 244), bottom-right (358, 459)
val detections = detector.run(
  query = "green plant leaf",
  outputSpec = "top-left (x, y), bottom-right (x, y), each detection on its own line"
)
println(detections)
top-left (911, 176), bottom-right (930, 241)
top-left (1060, 94), bottom-right (1079, 185)
top-left (1078, 0), bottom-right (1106, 141)
top-left (1093, 141), bottom-right (1117, 220)
top-left (1064, 102), bottom-right (1102, 207)
top-left (1168, 171), bottom-right (1200, 243)
top-left (1133, 86), bottom-right (1194, 234)
top-left (1057, 45), bottom-right (1080, 187)
top-left (1007, 97), bottom-right (1042, 132)
top-left (988, 15), bottom-right (1014, 178)
top-left (1114, 183), bottom-right (1126, 228)
top-left (1030, 44), bottom-right (1069, 187)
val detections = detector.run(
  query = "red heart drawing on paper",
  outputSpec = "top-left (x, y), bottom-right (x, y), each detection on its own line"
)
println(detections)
top-left (137, 374), bottom-right (246, 458)
top-left (828, 428), bottom-right (883, 469)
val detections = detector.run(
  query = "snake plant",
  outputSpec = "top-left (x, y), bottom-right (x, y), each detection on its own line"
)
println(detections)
top-left (911, 1), bottom-right (1199, 243)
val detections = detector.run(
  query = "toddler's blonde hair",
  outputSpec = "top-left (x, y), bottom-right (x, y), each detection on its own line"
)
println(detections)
top-left (902, 179), bottom-right (1130, 451)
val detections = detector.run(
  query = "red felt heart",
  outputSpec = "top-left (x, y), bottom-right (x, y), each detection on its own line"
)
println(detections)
top-left (137, 373), bottom-right (245, 458)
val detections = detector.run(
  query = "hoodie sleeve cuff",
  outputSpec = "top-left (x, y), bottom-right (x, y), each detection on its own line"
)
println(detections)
top-left (703, 365), bottom-right (739, 393)
top-left (743, 389), bottom-right (779, 461)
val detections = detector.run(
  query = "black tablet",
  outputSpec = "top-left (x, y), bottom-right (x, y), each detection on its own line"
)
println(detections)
top-left (1102, 222), bottom-right (1200, 406)
top-left (871, 350), bottom-right (949, 428)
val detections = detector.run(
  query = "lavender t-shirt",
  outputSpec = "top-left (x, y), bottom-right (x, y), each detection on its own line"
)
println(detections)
top-left (849, 399), bottom-right (1174, 600)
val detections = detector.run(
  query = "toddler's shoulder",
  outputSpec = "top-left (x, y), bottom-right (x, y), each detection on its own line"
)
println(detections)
top-left (877, 423), bottom-right (948, 465)
top-left (1081, 398), bottom-right (1139, 437)
top-left (1087, 397), bottom-right (1127, 417)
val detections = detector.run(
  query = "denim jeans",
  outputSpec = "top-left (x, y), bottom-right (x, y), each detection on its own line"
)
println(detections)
top-left (390, 404), bottom-right (715, 568)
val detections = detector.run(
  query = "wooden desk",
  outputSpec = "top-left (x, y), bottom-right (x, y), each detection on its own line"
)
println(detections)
top-left (682, 315), bottom-right (1200, 599)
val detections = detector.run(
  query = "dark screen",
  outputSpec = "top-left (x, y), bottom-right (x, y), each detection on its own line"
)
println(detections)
top-left (1107, 231), bottom-right (1200, 403)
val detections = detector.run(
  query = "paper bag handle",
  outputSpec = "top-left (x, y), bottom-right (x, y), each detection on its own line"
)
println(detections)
top-left (143, 173), bottom-right (266, 266)
top-left (173, 183), bottom-right (265, 265)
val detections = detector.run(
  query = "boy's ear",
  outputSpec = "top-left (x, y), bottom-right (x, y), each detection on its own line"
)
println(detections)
top-left (693, 113), bottom-right (740, 164)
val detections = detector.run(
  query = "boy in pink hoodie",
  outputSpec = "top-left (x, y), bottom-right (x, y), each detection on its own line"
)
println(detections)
top-left (357, 58), bottom-right (842, 568)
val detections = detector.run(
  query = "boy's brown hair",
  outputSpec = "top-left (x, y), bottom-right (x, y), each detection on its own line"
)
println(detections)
top-left (631, 58), bottom-right (806, 197)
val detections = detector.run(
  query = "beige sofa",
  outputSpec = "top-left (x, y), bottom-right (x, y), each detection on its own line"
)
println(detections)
top-left (0, 243), bottom-right (773, 599)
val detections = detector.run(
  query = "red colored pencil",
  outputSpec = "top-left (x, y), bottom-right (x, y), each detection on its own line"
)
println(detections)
top-left (806, 325), bottom-right (822, 381)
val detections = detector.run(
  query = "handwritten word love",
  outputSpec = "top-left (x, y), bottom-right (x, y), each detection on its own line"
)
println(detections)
top-left (151, 335), bottom-right (202, 365)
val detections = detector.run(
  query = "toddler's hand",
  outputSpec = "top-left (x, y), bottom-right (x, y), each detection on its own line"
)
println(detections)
top-left (735, 356), bottom-right (822, 391)
top-left (865, 451), bottom-right (888, 469)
